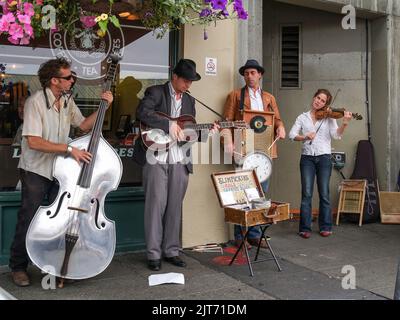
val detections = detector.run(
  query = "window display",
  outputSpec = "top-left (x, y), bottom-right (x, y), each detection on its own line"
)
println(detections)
top-left (0, 26), bottom-right (170, 191)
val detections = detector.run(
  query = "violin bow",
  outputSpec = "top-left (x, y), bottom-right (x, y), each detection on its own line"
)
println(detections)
top-left (309, 89), bottom-right (341, 145)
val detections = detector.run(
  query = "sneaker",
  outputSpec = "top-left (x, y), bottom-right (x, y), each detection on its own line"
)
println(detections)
top-left (299, 231), bottom-right (311, 239)
top-left (320, 231), bottom-right (332, 237)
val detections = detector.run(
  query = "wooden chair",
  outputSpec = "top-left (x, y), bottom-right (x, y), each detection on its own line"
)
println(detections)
top-left (336, 179), bottom-right (367, 227)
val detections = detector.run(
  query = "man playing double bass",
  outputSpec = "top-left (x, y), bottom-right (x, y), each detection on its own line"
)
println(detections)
top-left (9, 58), bottom-right (113, 287)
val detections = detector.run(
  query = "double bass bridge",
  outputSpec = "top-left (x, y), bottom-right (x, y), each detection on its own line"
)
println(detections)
top-left (67, 206), bottom-right (89, 214)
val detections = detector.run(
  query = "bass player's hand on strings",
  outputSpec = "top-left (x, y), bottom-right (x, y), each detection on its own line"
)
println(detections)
top-left (101, 91), bottom-right (113, 107)
top-left (69, 146), bottom-right (92, 164)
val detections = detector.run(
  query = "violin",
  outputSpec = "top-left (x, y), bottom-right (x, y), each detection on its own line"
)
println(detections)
top-left (315, 107), bottom-right (363, 121)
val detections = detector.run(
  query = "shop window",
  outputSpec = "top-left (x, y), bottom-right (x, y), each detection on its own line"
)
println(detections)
top-left (0, 25), bottom-right (172, 191)
top-left (280, 24), bottom-right (301, 89)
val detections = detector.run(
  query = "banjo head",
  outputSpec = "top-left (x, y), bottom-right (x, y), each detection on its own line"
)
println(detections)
top-left (145, 129), bottom-right (172, 144)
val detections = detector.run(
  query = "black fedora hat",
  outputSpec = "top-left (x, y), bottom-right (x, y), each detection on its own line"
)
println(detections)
top-left (239, 59), bottom-right (265, 76)
top-left (173, 59), bottom-right (201, 81)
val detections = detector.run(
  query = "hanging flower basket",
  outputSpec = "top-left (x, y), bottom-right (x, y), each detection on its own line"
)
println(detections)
top-left (0, 0), bottom-right (248, 46)
top-left (140, 0), bottom-right (249, 38)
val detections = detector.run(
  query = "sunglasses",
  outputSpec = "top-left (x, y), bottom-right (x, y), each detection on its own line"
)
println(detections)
top-left (55, 74), bottom-right (74, 81)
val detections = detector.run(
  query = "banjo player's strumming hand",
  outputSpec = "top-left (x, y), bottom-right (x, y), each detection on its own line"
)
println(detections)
top-left (169, 121), bottom-right (185, 141)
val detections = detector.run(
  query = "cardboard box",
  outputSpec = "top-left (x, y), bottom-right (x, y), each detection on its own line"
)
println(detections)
top-left (211, 170), bottom-right (290, 227)
top-left (379, 191), bottom-right (400, 224)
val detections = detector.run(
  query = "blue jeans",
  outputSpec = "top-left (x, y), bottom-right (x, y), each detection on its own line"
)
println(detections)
top-left (299, 154), bottom-right (332, 233)
top-left (234, 180), bottom-right (269, 240)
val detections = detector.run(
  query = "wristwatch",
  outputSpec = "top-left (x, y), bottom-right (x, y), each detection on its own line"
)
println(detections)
top-left (66, 145), bottom-right (73, 154)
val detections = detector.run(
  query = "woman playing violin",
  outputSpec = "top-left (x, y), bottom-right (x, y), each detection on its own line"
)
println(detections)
top-left (288, 89), bottom-right (352, 239)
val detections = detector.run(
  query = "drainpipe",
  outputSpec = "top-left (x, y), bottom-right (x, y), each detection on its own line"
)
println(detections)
top-left (365, 19), bottom-right (371, 141)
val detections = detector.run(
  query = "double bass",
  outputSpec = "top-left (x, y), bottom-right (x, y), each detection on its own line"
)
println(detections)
top-left (26, 54), bottom-right (123, 286)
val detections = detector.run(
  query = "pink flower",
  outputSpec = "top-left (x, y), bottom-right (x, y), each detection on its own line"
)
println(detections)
top-left (7, 36), bottom-right (20, 45)
top-left (0, 13), bottom-right (16, 32)
top-left (24, 23), bottom-right (33, 36)
top-left (17, 14), bottom-right (31, 24)
top-left (23, 2), bottom-right (35, 17)
top-left (80, 15), bottom-right (97, 28)
top-left (8, 23), bottom-right (24, 40)
top-left (19, 36), bottom-right (30, 45)
top-left (36, 0), bottom-right (44, 5)
top-left (3, 12), bottom-right (16, 23)
top-left (0, 1), bottom-right (36, 45)
top-left (0, 2), bottom-right (10, 14)
top-left (0, 19), bottom-right (10, 33)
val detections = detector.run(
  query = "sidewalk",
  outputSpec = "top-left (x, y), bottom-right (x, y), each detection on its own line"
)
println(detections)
top-left (0, 220), bottom-right (399, 300)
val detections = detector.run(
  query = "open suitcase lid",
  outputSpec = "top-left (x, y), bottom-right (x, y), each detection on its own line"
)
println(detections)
top-left (211, 169), bottom-right (265, 208)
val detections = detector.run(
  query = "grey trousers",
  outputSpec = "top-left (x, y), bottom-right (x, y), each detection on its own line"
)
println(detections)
top-left (143, 163), bottom-right (189, 260)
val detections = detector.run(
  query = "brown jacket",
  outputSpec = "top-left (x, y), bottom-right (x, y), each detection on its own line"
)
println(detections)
top-left (223, 88), bottom-right (283, 130)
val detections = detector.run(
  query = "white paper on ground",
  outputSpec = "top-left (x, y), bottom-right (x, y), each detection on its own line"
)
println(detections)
top-left (148, 272), bottom-right (185, 286)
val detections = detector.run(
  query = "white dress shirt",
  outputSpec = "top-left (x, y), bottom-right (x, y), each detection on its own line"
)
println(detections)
top-left (248, 86), bottom-right (264, 111)
top-left (155, 82), bottom-right (184, 163)
top-left (289, 111), bottom-right (342, 156)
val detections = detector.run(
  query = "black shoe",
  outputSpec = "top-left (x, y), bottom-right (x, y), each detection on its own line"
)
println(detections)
top-left (148, 259), bottom-right (161, 271)
top-left (164, 256), bottom-right (186, 268)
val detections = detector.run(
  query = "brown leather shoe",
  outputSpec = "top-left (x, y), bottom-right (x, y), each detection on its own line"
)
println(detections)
top-left (234, 239), bottom-right (252, 250)
top-left (11, 271), bottom-right (30, 287)
top-left (248, 238), bottom-right (268, 248)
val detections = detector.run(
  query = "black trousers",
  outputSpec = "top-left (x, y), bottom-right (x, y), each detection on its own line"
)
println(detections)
top-left (9, 169), bottom-right (59, 271)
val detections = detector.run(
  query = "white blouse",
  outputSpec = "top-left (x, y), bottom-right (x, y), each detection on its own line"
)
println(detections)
top-left (289, 111), bottom-right (342, 156)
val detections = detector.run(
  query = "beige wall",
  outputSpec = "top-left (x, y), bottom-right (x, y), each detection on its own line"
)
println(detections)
top-left (181, 21), bottom-right (238, 247)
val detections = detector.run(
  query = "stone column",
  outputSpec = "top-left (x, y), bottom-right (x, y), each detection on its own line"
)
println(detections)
top-left (387, 15), bottom-right (400, 190)
top-left (237, 0), bottom-right (264, 87)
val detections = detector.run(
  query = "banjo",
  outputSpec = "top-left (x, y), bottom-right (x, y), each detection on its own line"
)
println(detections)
top-left (140, 111), bottom-right (247, 152)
